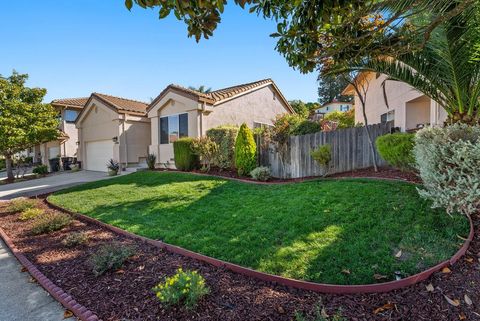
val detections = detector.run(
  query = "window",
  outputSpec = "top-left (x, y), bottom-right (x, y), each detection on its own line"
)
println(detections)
top-left (381, 110), bottom-right (395, 123)
top-left (340, 105), bottom-right (350, 112)
top-left (253, 122), bottom-right (272, 129)
top-left (326, 106), bottom-right (330, 111)
top-left (64, 110), bottom-right (79, 123)
top-left (160, 113), bottom-right (188, 144)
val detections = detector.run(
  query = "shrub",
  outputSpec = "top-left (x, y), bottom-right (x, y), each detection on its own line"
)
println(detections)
top-left (311, 145), bottom-right (332, 176)
top-left (0, 158), bottom-right (5, 170)
top-left (206, 126), bottom-right (239, 169)
top-left (146, 153), bottom-right (156, 170)
top-left (89, 243), bottom-right (135, 276)
top-left (191, 137), bottom-right (218, 172)
top-left (322, 110), bottom-right (355, 129)
top-left (376, 133), bottom-right (415, 171)
top-left (271, 114), bottom-right (304, 145)
top-left (19, 208), bottom-right (44, 221)
top-left (30, 212), bottom-right (72, 235)
top-left (173, 138), bottom-right (200, 171)
top-left (153, 268), bottom-right (209, 309)
top-left (235, 123), bottom-right (257, 176)
top-left (106, 159), bottom-right (120, 172)
top-left (7, 198), bottom-right (37, 212)
top-left (33, 164), bottom-right (48, 175)
top-left (62, 232), bottom-right (89, 247)
top-left (250, 166), bottom-right (271, 181)
top-left (291, 120), bottom-right (322, 136)
top-left (414, 124), bottom-right (480, 216)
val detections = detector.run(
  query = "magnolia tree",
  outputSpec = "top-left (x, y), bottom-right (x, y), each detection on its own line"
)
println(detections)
top-left (0, 71), bottom-right (59, 181)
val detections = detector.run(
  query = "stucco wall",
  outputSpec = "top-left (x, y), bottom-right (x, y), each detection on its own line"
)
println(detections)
top-left (77, 99), bottom-right (120, 165)
top-left (405, 96), bottom-right (431, 130)
top-left (120, 117), bottom-right (151, 164)
top-left (62, 121), bottom-right (78, 157)
top-left (148, 92), bottom-right (200, 164)
top-left (353, 72), bottom-right (448, 131)
top-left (203, 85), bottom-right (291, 132)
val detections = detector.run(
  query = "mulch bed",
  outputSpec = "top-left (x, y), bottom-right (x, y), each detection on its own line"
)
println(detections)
top-left (164, 166), bottom-right (422, 184)
top-left (0, 200), bottom-right (478, 321)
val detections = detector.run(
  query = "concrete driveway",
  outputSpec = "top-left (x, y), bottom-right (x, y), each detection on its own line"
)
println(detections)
top-left (0, 170), bottom-right (120, 200)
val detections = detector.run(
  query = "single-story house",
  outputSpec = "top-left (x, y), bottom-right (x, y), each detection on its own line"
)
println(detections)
top-left (343, 72), bottom-right (447, 132)
top-left (75, 93), bottom-right (150, 172)
top-left (147, 78), bottom-right (294, 165)
top-left (27, 97), bottom-right (88, 167)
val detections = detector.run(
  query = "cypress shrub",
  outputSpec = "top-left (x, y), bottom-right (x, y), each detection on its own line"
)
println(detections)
top-left (235, 123), bottom-right (257, 176)
top-left (206, 126), bottom-right (239, 169)
top-left (173, 138), bottom-right (199, 171)
top-left (376, 133), bottom-right (415, 171)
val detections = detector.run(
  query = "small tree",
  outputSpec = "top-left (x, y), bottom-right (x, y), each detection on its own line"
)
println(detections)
top-left (234, 123), bottom-right (257, 176)
top-left (0, 71), bottom-right (59, 181)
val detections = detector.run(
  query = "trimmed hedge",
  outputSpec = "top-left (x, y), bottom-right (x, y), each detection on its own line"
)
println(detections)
top-left (206, 126), bottom-right (239, 169)
top-left (173, 138), bottom-right (199, 171)
top-left (291, 120), bottom-right (322, 136)
top-left (235, 123), bottom-right (257, 176)
top-left (376, 133), bottom-right (415, 171)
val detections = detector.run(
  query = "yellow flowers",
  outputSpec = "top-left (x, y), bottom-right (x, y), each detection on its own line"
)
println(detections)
top-left (152, 268), bottom-right (209, 310)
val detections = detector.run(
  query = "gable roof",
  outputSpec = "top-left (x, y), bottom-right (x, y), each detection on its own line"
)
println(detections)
top-left (90, 93), bottom-right (149, 114)
top-left (51, 97), bottom-right (89, 109)
top-left (76, 93), bottom-right (149, 124)
top-left (148, 78), bottom-right (294, 113)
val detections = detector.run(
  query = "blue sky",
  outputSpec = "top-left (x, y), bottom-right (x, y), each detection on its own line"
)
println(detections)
top-left (0, 1), bottom-right (319, 103)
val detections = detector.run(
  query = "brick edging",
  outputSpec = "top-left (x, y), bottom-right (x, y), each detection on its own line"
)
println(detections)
top-left (45, 199), bottom-right (474, 294)
top-left (156, 169), bottom-right (420, 185)
top-left (0, 227), bottom-right (100, 321)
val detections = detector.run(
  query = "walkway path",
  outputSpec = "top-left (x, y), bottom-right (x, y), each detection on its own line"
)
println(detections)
top-left (0, 238), bottom-right (67, 321)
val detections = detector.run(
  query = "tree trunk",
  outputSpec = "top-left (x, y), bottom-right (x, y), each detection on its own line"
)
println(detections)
top-left (5, 154), bottom-right (14, 181)
top-left (446, 111), bottom-right (480, 126)
top-left (361, 104), bottom-right (378, 172)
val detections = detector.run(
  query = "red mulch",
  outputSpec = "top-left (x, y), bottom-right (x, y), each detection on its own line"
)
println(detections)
top-left (163, 166), bottom-right (422, 184)
top-left (0, 200), bottom-right (478, 321)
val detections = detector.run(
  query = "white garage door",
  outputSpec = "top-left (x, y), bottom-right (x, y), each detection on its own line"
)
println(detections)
top-left (48, 146), bottom-right (60, 159)
top-left (85, 140), bottom-right (114, 172)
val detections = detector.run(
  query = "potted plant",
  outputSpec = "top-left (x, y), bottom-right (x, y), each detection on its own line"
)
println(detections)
top-left (106, 159), bottom-right (120, 176)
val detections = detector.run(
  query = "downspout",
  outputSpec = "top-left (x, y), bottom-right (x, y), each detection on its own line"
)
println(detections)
top-left (200, 102), bottom-right (206, 137)
top-left (121, 118), bottom-right (128, 171)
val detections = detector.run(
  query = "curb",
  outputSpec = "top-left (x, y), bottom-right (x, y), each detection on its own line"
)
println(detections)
top-left (0, 226), bottom-right (100, 321)
top-left (154, 169), bottom-right (420, 185)
top-left (46, 199), bottom-right (474, 295)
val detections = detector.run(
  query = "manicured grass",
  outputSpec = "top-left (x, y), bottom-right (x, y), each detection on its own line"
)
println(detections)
top-left (48, 171), bottom-right (468, 285)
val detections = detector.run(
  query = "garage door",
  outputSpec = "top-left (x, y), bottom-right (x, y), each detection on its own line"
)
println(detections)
top-left (85, 140), bottom-right (114, 172)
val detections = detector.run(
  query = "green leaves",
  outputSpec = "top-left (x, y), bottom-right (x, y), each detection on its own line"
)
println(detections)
top-left (125, 0), bottom-right (133, 11)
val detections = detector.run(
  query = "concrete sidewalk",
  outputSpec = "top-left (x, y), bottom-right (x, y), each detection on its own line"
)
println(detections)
top-left (0, 170), bottom-right (119, 200)
top-left (0, 238), bottom-right (67, 321)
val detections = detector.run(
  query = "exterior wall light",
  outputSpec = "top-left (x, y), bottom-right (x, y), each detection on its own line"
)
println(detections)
top-left (112, 136), bottom-right (119, 144)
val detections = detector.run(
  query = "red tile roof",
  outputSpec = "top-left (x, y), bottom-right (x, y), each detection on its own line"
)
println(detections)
top-left (51, 97), bottom-right (89, 108)
top-left (91, 93), bottom-right (149, 114)
top-left (149, 78), bottom-right (293, 113)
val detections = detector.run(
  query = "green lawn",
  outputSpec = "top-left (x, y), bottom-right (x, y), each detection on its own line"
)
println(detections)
top-left (48, 171), bottom-right (468, 285)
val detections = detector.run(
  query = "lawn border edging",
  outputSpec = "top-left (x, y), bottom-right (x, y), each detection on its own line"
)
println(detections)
top-left (45, 198), bottom-right (474, 294)
top-left (0, 226), bottom-right (100, 321)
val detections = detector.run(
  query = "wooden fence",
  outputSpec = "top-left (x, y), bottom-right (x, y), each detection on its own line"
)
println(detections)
top-left (257, 121), bottom-right (393, 179)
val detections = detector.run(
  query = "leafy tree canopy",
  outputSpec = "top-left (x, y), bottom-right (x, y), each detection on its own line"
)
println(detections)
top-left (125, 0), bottom-right (474, 73)
top-left (289, 100), bottom-right (321, 118)
top-left (317, 74), bottom-right (353, 105)
top-left (0, 71), bottom-right (59, 179)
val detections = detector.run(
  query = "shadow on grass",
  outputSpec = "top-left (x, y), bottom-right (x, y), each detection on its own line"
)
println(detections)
top-left (48, 171), bottom-right (469, 285)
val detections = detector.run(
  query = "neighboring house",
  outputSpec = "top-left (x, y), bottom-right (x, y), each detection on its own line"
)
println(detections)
top-left (147, 78), bottom-right (294, 165)
top-left (343, 72), bottom-right (447, 132)
top-left (75, 93), bottom-right (150, 172)
top-left (312, 100), bottom-right (353, 121)
top-left (27, 97), bottom-right (88, 167)
top-left (315, 100), bottom-right (353, 115)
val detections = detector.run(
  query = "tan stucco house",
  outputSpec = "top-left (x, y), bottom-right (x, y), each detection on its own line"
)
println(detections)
top-left (76, 93), bottom-right (150, 172)
top-left (27, 97), bottom-right (88, 167)
top-left (147, 78), bottom-right (293, 165)
top-left (343, 72), bottom-right (447, 132)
